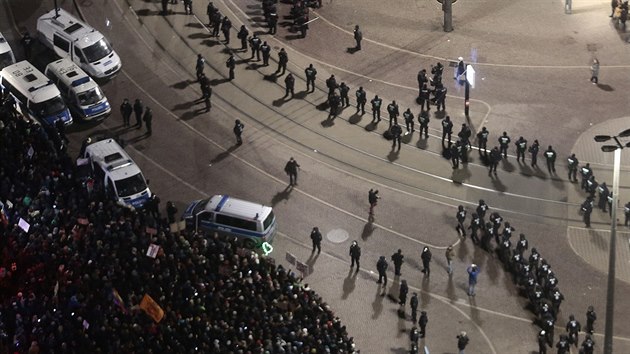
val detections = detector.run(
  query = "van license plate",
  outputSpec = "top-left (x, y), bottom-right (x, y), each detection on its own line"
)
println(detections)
top-left (104, 60), bottom-right (112, 66)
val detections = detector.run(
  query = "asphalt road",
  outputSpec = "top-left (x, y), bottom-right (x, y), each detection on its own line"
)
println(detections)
top-left (3, 0), bottom-right (630, 352)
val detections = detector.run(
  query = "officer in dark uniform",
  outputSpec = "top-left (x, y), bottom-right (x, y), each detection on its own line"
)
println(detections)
top-left (166, 201), bottom-right (178, 224)
top-left (207, 2), bottom-right (217, 25)
top-left (581, 196), bottom-right (594, 227)
top-left (567, 153), bottom-right (579, 182)
top-left (476, 199), bottom-right (489, 223)
top-left (376, 256), bottom-right (388, 285)
top-left (403, 108), bottom-right (414, 133)
top-left (371, 95), bottom-right (382, 122)
top-left (515, 233), bottom-right (528, 255)
top-left (458, 123), bottom-right (472, 149)
top-left (598, 182), bottom-right (609, 211)
top-left (284, 73), bottom-right (295, 98)
top-left (237, 25), bottom-right (249, 50)
top-left (398, 280), bottom-right (408, 307)
top-left (489, 146), bottom-right (502, 176)
top-left (450, 141), bottom-right (460, 169)
top-left (390, 122), bottom-right (403, 151)
top-left (325, 75), bottom-right (337, 96)
top-left (410, 293), bottom-right (418, 322)
top-left (305, 64), bottom-right (317, 92)
top-left (226, 54), bottom-right (236, 80)
top-left (339, 82), bottom-right (350, 107)
top-left (143, 107), bottom-right (153, 136)
top-left (249, 35), bottom-right (262, 60)
top-left (419, 84), bottom-right (431, 111)
top-left (477, 126), bottom-right (489, 155)
top-left (233, 119), bottom-right (244, 145)
top-left (21, 31), bottom-right (33, 60)
top-left (268, 12), bottom-right (278, 34)
top-left (310, 227), bottom-right (322, 254)
top-left (420, 246), bottom-right (432, 276)
top-left (353, 25), bottom-right (362, 50)
top-left (441, 115), bottom-right (453, 146)
top-left (434, 84), bottom-right (447, 111)
top-left (387, 100), bottom-right (399, 127)
top-left (498, 132), bottom-right (511, 159)
top-left (455, 205), bottom-right (467, 237)
top-left (387, 249), bottom-right (404, 278)
top-left (418, 311), bottom-right (428, 338)
top-left (349, 240), bottom-right (361, 271)
top-left (542, 314), bottom-right (555, 347)
top-left (515, 136), bottom-right (527, 163)
top-left (196, 54), bottom-right (205, 81)
top-left (284, 157), bottom-right (300, 185)
top-left (260, 41), bottom-right (271, 66)
top-left (469, 213), bottom-right (482, 244)
top-left (459, 140), bottom-right (469, 164)
top-left (328, 94), bottom-right (341, 119)
top-left (556, 335), bottom-right (570, 353)
top-left (580, 334), bottom-right (595, 354)
top-left (418, 110), bottom-right (430, 138)
top-left (120, 98), bottom-right (132, 127)
top-left (183, 0), bottom-right (192, 15)
top-left (566, 314), bottom-right (581, 347)
top-left (538, 330), bottom-right (548, 354)
top-left (529, 139), bottom-right (540, 167)
top-left (417, 69), bottom-right (428, 97)
top-left (211, 11), bottom-right (222, 36)
top-left (355, 86), bottom-right (367, 114)
top-left (585, 306), bottom-right (597, 334)
top-left (161, 0), bottom-right (169, 16)
top-left (410, 326), bottom-right (419, 349)
top-left (625, 202), bottom-right (630, 226)
top-left (544, 146), bottom-right (557, 174)
top-left (277, 48), bottom-right (288, 75)
top-left (201, 76), bottom-right (212, 112)
top-left (133, 99), bottom-right (144, 128)
top-left (580, 163), bottom-right (593, 190)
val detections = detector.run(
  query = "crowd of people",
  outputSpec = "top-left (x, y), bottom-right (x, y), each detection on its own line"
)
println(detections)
top-left (0, 104), bottom-right (357, 353)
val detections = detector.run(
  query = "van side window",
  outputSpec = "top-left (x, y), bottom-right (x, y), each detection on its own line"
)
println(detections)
top-left (216, 214), bottom-right (257, 231)
top-left (53, 34), bottom-right (70, 53)
top-left (4, 81), bottom-right (27, 105)
top-left (198, 212), bottom-right (212, 222)
top-left (74, 47), bottom-right (86, 63)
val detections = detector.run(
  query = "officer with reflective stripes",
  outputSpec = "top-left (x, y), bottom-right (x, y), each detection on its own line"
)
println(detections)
top-left (477, 127), bottom-right (489, 155)
top-left (455, 205), bottom-right (467, 237)
top-left (580, 163), bottom-right (593, 190)
top-left (515, 136), bottom-right (527, 163)
top-left (567, 153), bottom-right (579, 182)
top-left (544, 146), bottom-right (557, 174)
top-left (498, 132), bottom-right (511, 159)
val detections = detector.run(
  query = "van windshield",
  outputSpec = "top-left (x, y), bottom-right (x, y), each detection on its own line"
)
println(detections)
top-left (193, 198), bottom-right (210, 215)
top-left (114, 173), bottom-right (147, 197)
top-left (82, 39), bottom-right (113, 63)
top-left (30, 97), bottom-right (67, 117)
top-left (77, 87), bottom-right (104, 106)
top-left (0, 52), bottom-right (13, 70)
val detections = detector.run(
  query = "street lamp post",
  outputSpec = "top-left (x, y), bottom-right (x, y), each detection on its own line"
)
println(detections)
top-left (593, 128), bottom-right (630, 354)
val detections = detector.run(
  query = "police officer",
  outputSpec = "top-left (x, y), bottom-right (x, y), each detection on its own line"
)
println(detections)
top-left (196, 54), bottom-right (205, 81)
top-left (221, 16), bottom-right (232, 43)
top-left (489, 146), bottom-right (501, 176)
top-left (418, 311), bottom-right (428, 338)
top-left (450, 141), bottom-right (460, 169)
top-left (598, 182), bottom-right (609, 211)
top-left (237, 25), bottom-right (249, 50)
top-left (277, 48), bottom-right (288, 75)
top-left (566, 314), bottom-right (581, 347)
top-left (353, 25), bottom-right (362, 50)
top-left (233, 119), bottom-right (244, 145)
top-left (390, 122), bottom-right (403, 151)
top-left (143, 107), bottom-right (153, 136)
top-left (441, 115), bottom-right (453, 146)
top-left (211, 11), bottom-right (222, 36)
top-left (538, 330), bottom-right (548, 354)
top-left (625, 202), bottom-right (630, 226)
top-left (249, 34), bottom-right (262, 60)
top-left (376, 256), bottom-right (388, 285)
top-left (458, 123), bottom-right (472, 149)
top-left (368, 188), bottom-right (380, 216)
top-left (498, 132), bottom-right (511, 159)
top-left (476, 199), bottom-right (489, 223)
top-left (420, 246), bottom-right (432, 276)
top-left (529, 139), bottom-right (540, 167)
top-left (434, 83), bottom-right (447, 111)
top-left (371, 95), bottom-right (382, 122)
top-left (226, 54), bottom-right (236, 80)
top-left (398, 280), bottom-right (408, 307)
top-left (260, 41), bottom-right (271, 66)
top-left (207, 2), bottom-right (217, 26)
top-left (544, 145), bottom-right (557, 174)
top-left (419, 83), bottom-right (431, 111)
top-left (581, 196), bottom-right (594, 227)
top-left (417, 69), bottom-right (428, 97)
top-left (201, 76), bottom-right (212, 112)
top-left (161, 0), bottom-right (169, 16)
top-left (542, 314), bottom-right (555, 347)
top-left (469, 213), bottom-right (482, 244)
top-left (567, 153), bottom-right (579, 182)
top-left (580, 334), bottom-right (595, 354)
top-left (284, 73), bottom-right (295, 98)
top-left (391, 249), bottom-right (404, 276)
top-left (459, 137), bottom-right (469, 164)
top-left (455, 205), bottom-right (467, 237)
top-left (305, 64), bottom-right (317, 92)
top-left (339, 82), bottom-right (350, 107)
top-left (585, 306), bottom-right (597, 334)
top-left (403, 108), bottom-right (414, 133)
top-left (310, 226), bottom-right (322, 254)
top-left (477, 126), bottom-right (489, 155)
top-left (355, 86), bottom-right (367, 114)
top-left (515, 136), bottom-right (527, 163)
top-left (387, 100), bottom-right (400, 127)
top-left (183, 0), bottom-right (192, 15)
top-left (349, 240), bottom-right (361, 271)
top-left (556, 335), bottom-right (570, 354)
top-left (410, 293), bottom-right (419, 322)
top-left (325, 75), bottom-right (337, 96)
top-left (410, 326), bottom-right (420, 348)
top-left (284, 157), bottom-right (300, 185)
top-left (580, 163), bottom-right (593, 190)
top-left (133, 98), bottom-right (144, 128)
top-left (21, 31), bottom-right (33, 60)
top-left (418, 110), bottom-right (430, 138)
top-left (267, 12), bottom-right (278, 34)
top-left (120, 98), bottom-right (132, 127)
top-left (515, 233), bottom-right (528, 255)
top-left (328, 93), bottom-right (341, 119)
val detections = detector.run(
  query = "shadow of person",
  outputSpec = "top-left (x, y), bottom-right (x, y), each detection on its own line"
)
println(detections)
top-left (364, 121), bottom-right (378, 131)
top-left (209, 78), bottom-right (231, 86)
top-left (361, 220), bottom-right (375, 241)
top-left (171, 80), bottom-right (192, 90)
top-left (371, 283), bottom-right (385, 319)
top-left (263, 73), bottom-right (278, 82)
top-left (209, 145), bottom-right (238, 165)
top-left (387, 149), bottom-right (400, 162)
top-left (320, 118), bottom-right (335, 127)
top-left (271, 185), bottom-right (293, 207)
top-left (272, 98), bottom-right (288, 107)
top-left (416, 137), bottom-right (428, 150)
top-left (446, 274), bottom-right (457, 303)
top-left (294, 91), bottom-right (308, 99)
top-left (420, 277), bottom-right (431, 308)
top-left (347, 47), bottom-right (360, 54)
top-left (490, 177), bottom-right (507, 193)
top-left (341, 268), bottom-right (357, 300)
top-left (501, 159), bottom-right (516, 173)
top-left (597, 83), bottom-right (614, 91)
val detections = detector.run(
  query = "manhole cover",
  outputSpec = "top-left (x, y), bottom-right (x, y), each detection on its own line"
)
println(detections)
top-left (327, 228), bottom-right (349, 243)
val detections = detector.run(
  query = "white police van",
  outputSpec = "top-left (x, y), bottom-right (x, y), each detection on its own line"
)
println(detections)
top-left (182, 195), bottom-right (277, 248)
top-left (82, 138), bottom-right (152, 208)
top-left (45, 58), bottom-right (111, 121)
top-left (0, 60), bottom-right (73, 126)
top-left (0, 32), bottom-right (16, 70)
top-left (37, 8), bottom-right (121, 79)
